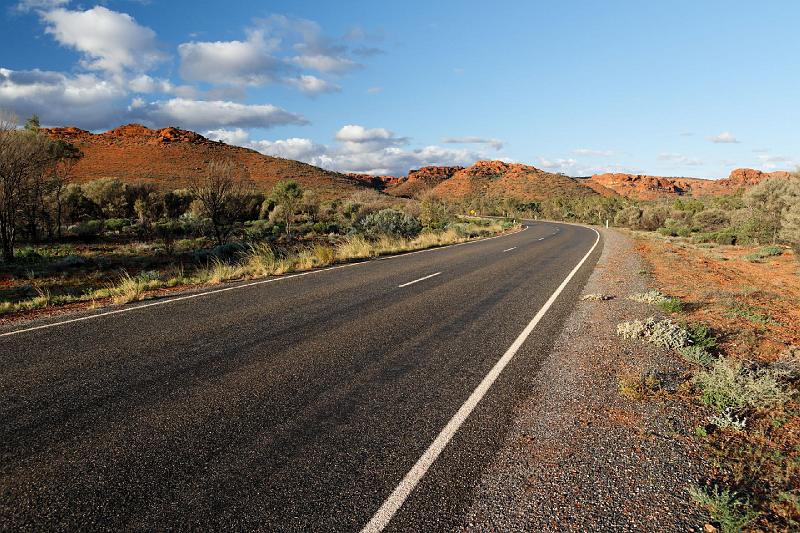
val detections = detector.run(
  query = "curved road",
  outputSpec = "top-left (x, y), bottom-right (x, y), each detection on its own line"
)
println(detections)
top-left (0, 221), bottom-right (601, 531)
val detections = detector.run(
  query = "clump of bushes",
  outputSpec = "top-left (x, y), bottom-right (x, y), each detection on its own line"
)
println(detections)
top-left (355, 209), bottom-right (422, 240)
top-left (616, 316), bottom-right (691, 349)
top-left (627, 290), bottom-right (684, 313)
top-left (693, 358), bottom-right (791, 413)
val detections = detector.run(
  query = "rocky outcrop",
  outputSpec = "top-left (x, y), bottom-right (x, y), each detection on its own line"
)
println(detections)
top-left (389, 166), bottom-right (463, 197)
top-left (344, 173), bottom-right (406, 190)
top-left (588, 168), bottom-right (795, 200)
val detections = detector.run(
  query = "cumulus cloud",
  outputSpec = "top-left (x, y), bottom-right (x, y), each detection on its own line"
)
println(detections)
top-left (442, 136), bottom-right (504, 151)
top-left (709, 131), bottom-right (740, 144)
top-left (285, 75), bottom-right (340, 95)
top-left (128, 74), bottom-right (175, 94)
top-left (204, 127), bottom-right (252, 146)
top-left (657, 153), bottom-right (704, 166)
top-left (178, 29), bottom-right (285, 86)
top-left (213, 124), bottom-right (486, 176)
top-left (0, 67), bottom-right (126, 129)
top-left (176, 14), bottom-right (367, 94)
top-left (571, 148), bottom-right (613, 157)
top-left (42, 6), bottom-right (166, 75)
top-left (128, 97), bottom-right (308, 130)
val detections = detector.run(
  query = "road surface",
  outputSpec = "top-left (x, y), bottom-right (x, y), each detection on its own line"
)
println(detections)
top-left (0, 221), bottom-right (601, 531)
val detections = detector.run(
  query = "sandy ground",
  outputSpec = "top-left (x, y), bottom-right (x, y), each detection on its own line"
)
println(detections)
top-left (464, 228), bottom-right (707, 531)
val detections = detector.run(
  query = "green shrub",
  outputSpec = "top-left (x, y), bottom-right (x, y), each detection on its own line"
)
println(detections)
top-left (71, 220), bottom-right (104, 238)
top-left (759, 245), bottom-right (783, 257)
top-left (693, 358), bottom-right (791, 412)
top-left (679, 345), bottom-right (715, 367)
top-left (689, 485), bottom-right (759, 533)
top-left (105, 218), bottom-right (130, 233)
top-left (355, 209), bottom-right (422, 240)
top-left (687, 323), bottom-right (717, 351)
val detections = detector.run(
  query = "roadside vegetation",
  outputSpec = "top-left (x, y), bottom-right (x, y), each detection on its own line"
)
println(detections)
top-left (610, 235), bottom-right (800, 530)
top-left (0, 113), bottom-right (517, 319)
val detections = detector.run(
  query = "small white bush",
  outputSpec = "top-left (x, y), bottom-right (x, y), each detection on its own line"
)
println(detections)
top-left (616, 316), bottom-right (690, 349)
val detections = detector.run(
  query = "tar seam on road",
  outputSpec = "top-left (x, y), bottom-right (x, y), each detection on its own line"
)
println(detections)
top-left (360, 227), bottom-right (601, 533)
top-left (397, 272), bottom-right (442, 288)
top-left (502, 247), bottom-right (517, 253)
top-left (0, 226), bottom-right (528, 339)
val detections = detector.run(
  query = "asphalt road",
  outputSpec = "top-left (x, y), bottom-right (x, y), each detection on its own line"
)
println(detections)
top-left (0, 220), bottom-right (601, 531)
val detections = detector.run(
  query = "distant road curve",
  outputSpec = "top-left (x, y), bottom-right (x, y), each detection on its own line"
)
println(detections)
top-left (0, 220), bottom-right (601, 531)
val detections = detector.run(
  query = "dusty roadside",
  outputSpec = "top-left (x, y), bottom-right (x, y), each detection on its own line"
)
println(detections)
top-left (464, 228), bottom-right (706, 531)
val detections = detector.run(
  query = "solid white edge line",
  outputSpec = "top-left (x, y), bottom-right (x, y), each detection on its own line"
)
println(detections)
top-left (361, 227), bottom-right (601, 533)
top-left (397, 272), bottom-right (442, 288)
top-left (0, 225), bottom-right (531, 338)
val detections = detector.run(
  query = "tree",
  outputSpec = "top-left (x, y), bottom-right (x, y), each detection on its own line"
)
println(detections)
top-left (0, 113), bottom-right (53, 261)
top-left (270, 180), bottom-right (303, 238)
top-left (24, 114), bottom-right (40, 131)
top-left (190, 159), bottom-right (253, 245)
top-left (744, 177), bottom-right (797, 243)
top-left (780, 201), bottom-right (800, 258)
top-left (46, 140), bottom-right (82, 239)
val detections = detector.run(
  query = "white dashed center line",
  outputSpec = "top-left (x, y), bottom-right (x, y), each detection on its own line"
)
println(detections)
top-left (397, 272), bottom-right (442, 288)
top-left (502, 247), bottom-right (517, 253)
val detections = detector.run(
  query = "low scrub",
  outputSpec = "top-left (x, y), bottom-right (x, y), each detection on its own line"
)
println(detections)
top-left (693, 358), bottom-right (791, 413)
top-left (689, 485), bottom-right (759, 533)
top-left (627, 290), bottom-right (683, 313)
top-left (616, 317), bottom-right (691, 349)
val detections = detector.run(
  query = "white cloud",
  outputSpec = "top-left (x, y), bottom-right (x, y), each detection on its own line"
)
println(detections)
top-left (42, 6), bottom-right (166, 74)
top-left (366, 87), bottom-right (382, 95)
top-left (15, 0), bottom-right (68, 12)
top-left (709, 131), bottom-right (740, 144)
top-left (537, 157), bottom-right (580, 174)
top-left (291, 54), bottom-right (358, 74)
top-left (177, 16), bottom-right (363, 93)
top-left (285, 74), bottom-right (340, 95)
top-left (658, 153), bottom-right (704, 166)
top-left (178, 29), bottom-right (285, 86)
top-left (251, 138), bottom-right (327, 161)
top-left (335, 124), bottom-right (397, 143)
top-left (216, 124), bottom-right (485, 175)
top-left (442, 136), bottom-right (504, 151)
top-left (128, 74), bottom-right (174, 94)
top-left (571, 148), bottom-right (613, 157)
top-left (0, 67), bottom-right (126, 129)
top-left (204, 127), bottom-right (252, 146)
top-left (129, 98), bottom-right (308, 130)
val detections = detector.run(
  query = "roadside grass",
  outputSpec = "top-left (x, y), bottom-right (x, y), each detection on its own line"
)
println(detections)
top-left (0, 219), bottom-right (516, 318)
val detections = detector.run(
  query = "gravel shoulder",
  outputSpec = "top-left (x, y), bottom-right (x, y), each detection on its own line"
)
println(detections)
top-left (464, 228), bottom-right (707, 531)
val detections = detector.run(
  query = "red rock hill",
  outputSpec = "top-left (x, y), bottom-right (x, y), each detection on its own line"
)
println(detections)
top-left (588, 169), bottom-right (793, 200)
top-left (43, 124), bottom-right (371, 198)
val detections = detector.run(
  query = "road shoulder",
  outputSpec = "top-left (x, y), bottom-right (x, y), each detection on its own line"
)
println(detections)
top-left (464, 228), bottom-right (706, 531)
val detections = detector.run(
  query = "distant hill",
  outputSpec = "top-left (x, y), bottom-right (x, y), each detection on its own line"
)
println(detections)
top-left (43, 124), bottom-right (371, 198)
top-left (587, 168), bottom-right (793, 200)
top-left (387, 161), bottom-right (602, 201)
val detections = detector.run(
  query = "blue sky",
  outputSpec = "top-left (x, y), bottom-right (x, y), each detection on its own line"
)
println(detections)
top-left (1, 0), bottom-right (798, 177)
